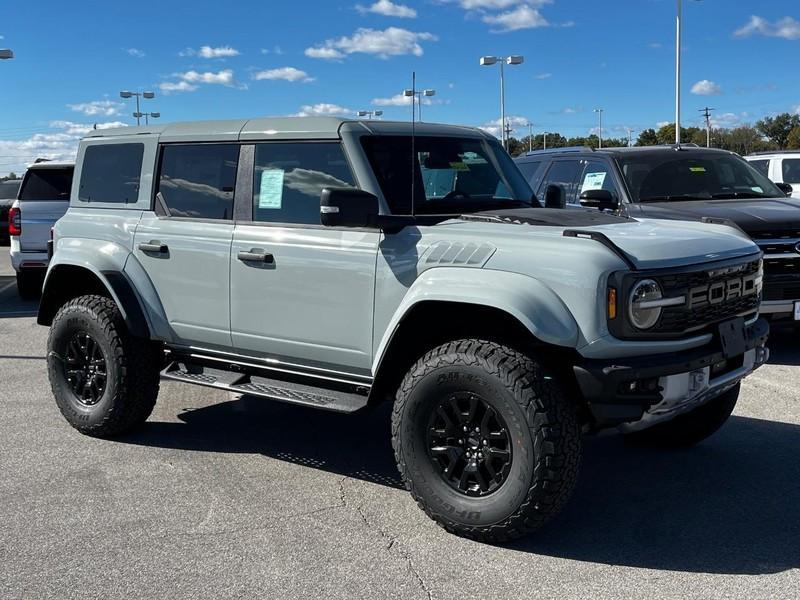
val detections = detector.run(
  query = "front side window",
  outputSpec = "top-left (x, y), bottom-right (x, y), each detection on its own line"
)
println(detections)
top-left (252, 142), bottom-right (355, 225)
top-left (540, 160), bottom-right (581, 205)
top-left (782, 158), bottom-right (800, 184)
top-left (619, 152), bottom-right (785, 202)
top-left (748, 159), bottom-right (769, 178)
top-left (158, 144), bottom-right (239, 219)
top-left (19, 167), bottom-right (73, 201)
top-left (362, 135), bottom-right (533, 215)
top-left (578, 161), bottom-right (619, 200)
top-left (79, 143), bottom-right (143, 203)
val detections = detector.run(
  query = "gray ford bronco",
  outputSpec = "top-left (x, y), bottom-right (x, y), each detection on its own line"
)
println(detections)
top-left (39, 117), bottom-right (769, 542)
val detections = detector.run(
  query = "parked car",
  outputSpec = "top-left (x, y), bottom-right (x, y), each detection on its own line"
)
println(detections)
top-left (9, 161), bottom-right (74, 298)
top-left (0, 179), bottom-right (22, 244)
top-left (744, 151), bottom-right (800, 199)
top-left (39, 118), bottom-right (768, 542)
top-left (516, 145), bottom-right (800, 323)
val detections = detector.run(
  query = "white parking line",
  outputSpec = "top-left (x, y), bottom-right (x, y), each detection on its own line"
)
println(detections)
top-left (0, 280), bottom-right (16, 294)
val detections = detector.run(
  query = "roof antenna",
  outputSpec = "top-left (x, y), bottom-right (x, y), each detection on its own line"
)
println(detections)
top-left (410, 70), bottom-right (416, 218)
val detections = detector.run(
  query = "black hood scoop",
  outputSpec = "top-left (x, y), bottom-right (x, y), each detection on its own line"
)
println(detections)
top-left (461, 207), bottom-right (634, 227)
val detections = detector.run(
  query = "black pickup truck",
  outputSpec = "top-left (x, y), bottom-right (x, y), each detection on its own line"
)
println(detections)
top-left (515, 145), bottom-right (800, 323)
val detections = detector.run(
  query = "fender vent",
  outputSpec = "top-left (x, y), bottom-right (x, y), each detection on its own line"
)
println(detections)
top-left (420, 241), bottom-right (495, 268)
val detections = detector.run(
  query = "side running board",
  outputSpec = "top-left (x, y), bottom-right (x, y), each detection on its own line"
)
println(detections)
top-left (161, 361), bottom-right (369, 413)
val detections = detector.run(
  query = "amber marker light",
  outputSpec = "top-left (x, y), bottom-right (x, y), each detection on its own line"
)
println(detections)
top-left (608, 288), bottom-right (618, 320)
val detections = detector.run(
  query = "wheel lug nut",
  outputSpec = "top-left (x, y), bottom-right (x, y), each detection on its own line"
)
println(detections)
top-left (463, 426), bottom-right (468, 432)
top-left (458, 439), bottom-right (463, 444)
top-left (474, 427), bottom-right (479, 433)
top-left (483, 440), bottom-right (488, 445)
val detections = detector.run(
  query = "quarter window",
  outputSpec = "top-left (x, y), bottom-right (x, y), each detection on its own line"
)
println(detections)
top-left (578, 161), bottom-right (618, 200)
top-left (539, 160), bottom-right (581, 205)
top-left (157, 144), bottom-right (239, 220)
top-left (782, 158), bottom-right (800, 184)
top-left (748, 159), bottom-right (769, 178)
top-left (252, 142), bottom-right (355, 225)
top-left (79, 143), bottom-right (143, 203)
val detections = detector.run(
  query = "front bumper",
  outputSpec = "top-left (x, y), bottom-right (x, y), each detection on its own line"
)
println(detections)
top-left (574, 317), bottom-right (769, 429)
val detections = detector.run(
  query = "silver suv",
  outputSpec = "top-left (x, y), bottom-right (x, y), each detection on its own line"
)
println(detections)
top-left (39, 117), bottom-right (768, 542)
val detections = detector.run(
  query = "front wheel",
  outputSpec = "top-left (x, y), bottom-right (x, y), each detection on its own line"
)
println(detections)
top-left (392, 340), bottom-right (581, 543)
top-left (624, 383), bottom-right (740, 448)
top-left (47, 295), bottom-right (162, 437)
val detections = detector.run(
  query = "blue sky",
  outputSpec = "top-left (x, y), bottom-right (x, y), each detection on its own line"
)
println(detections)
top-left (1, 0), bottom-right (799, 174)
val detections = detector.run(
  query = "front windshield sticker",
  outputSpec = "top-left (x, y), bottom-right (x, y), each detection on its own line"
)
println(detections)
top-left (448, 161), bottom-right (469, 171)
top-left (689, 166), bottom-right (706, 173)
top-left (258, 169), bottom-right (284, 209)
top-left (581, 171), bottom-right (607, 192)
top-left (751, 186), bottom-right (764, 193)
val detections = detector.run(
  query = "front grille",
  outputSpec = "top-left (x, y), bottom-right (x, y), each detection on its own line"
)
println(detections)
top-left (764, 257), bottom-right (800, 276)
top-left (763, 283), bottom-right (800, 301)
top-left (753, 230), bottom-right (800, 240)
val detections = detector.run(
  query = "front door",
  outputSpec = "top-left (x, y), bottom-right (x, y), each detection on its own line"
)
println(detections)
top-left (230, 141), bottom-right (378, 375)
top-left (133, 143), bottom-right (240, 348)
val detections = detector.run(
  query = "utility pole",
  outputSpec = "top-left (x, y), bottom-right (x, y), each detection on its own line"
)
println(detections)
top-left (699, 106), bottom-right (715, 147)
top-left (594, 108), bottom-right (604, 148)
top-left (626, 128), bottom-right (636, 147)
top-left (504, 122), bottom-right (513, 149)
top-left (543, 131), bottom-right (548, 150)
top-left (526, 122), bottom-right (533, 152)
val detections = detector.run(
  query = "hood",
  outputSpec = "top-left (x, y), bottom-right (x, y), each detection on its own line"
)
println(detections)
top-left (636, 197), bottom-right (800, 236)
top-left (459, 207), bottom-right (759, 270)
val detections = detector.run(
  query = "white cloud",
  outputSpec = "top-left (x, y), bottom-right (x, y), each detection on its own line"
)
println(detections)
top-left (356, 0), bottom-right (417, 18)
top-left (180, 45), bottom-right (241, 58)
top-left (305, 27), bottom-right (437, 59)
top-left (656, 121), bottom-right (671, 129)
top-left (125, 47), bottom-right (145, 58)
top-left (180, 69), bottom-right (235, 85)
top-left (482, 4), bottom-right (548, 32)
top-left (648, 42), bottom-right (662, 49)
top-left (690, 79), bottom-right (722, 95)
top-left (159, 81), bottom-right (198, 93)
top-left (292, 103), bottom-right (353, 117)
top-left (0, 121), bottom-right (128, 175)
top-left (734, 15), bottom-right (800, 40)
top-left (67, 100), bottom-right (124, 117)
top-left (479, 115), bottom-right (530, 138)
top-left (452, 0), bottom-right (547, 9)
top-left (372, 93), bottom-right (430, 106)
top-left (252, 67), bottom-right (314, 82)
top-left (534, 72), bottom-right (552, 79)
top-left (260, 46), bottom-right (284, 55)
top-left (709, 112), bottom-right (749, 128)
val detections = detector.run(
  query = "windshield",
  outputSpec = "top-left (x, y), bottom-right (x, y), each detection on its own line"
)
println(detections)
top-left (618, 152), bottom-right (785, 202)
top-left (19, 167), bottom-right (74, 201)
top-left (361, 135), bottom-right (534, 215)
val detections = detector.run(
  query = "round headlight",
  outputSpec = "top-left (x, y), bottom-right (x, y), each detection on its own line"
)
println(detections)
top-left (628, 279), bottom-right (663, 330)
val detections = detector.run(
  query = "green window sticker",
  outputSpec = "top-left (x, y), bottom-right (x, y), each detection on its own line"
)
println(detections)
top-left (258, 169), bottom-right (284, 209)
top-left (689, 166), bottom-right (706, 173)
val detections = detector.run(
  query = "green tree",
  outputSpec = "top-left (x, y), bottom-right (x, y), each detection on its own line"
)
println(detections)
top-left (655, 123), bottom-right (702, 145)
top-left (786, 126), bottom-right (800, 150)
top-left (636, 128), bottom-right (659, 146)
top-left (755, 113), bottom-right (800, 149)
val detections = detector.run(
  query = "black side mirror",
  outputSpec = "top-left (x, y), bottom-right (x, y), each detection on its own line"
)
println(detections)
top-left (776, 182), bottom-right (793, 197)
top-left (544, 184), bottom-right (566, 209)
top-left (320, 187), bottom-right (380, 228)
top-left (579, 189), bottom-right (619, 210)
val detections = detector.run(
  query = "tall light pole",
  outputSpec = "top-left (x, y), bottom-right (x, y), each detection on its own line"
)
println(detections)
top-left (525, 122), bottom-right (533, 152)
top-left (357, 110), bottom-right (383, 120)
top-left (133, 111), bottom-right (161, 126)
top-left (594, 108), bottom-right (604, 148)
top-left (626, 128), bottom-right (636, 147)
top-left (0, 49), bottom-right (13, 60)
top-left (403, 88), bottom-right (435, 121)
top-left (543, 131), bottom-right (548, 150)
top-left (480, 55), bottom-right (524, 150)
top-left (120, 90), bottom-right (155, 126)
top-left (675, 0), bottom-right (702, 144)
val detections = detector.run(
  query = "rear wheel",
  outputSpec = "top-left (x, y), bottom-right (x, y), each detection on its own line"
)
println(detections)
top-left (624, 384), bottom-right (740, 448)
top-left (16, 269), bottom-right (44, 299)
top-left (392, 339), bottom-right (581, 543)
top-left (47, 295), bottom-right (161, 437)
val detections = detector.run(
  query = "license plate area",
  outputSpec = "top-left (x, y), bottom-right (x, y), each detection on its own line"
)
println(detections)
top-left (718, 317), bottom-right (746, 359)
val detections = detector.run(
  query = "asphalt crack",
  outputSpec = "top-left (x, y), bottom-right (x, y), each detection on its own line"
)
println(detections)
top-left (339, 476), bottom-right (434, 600)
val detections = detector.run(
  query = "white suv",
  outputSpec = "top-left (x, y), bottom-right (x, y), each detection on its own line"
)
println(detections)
top-left (9, 161), bottom-right (74, 298)
top-left (744, 152), bottom-right (800, 199)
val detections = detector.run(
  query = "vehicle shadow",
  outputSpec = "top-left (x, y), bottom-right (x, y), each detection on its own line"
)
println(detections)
top-left (0, 275), bottom-right (39, 317)
top-left (124, 395), bottom-right (800, 574)
top-left (766, 325), bottom-right (800, 366)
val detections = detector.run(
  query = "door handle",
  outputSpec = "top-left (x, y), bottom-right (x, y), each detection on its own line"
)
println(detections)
top-left (138, 241), bottom-right (169, 253)
top-left (237, 249), bottom-right (274, 264)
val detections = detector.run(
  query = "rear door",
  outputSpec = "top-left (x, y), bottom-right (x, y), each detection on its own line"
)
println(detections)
top-left (230, 141), bottom-right (378, 375)
top-left (17, 166), bottom-right (73, 251)
top-left (133, 143), bottom-right (240, 348)
top-left (779, 157), bottom-right (800, 199)
top-left (537, 159), bottom-right (582, 206)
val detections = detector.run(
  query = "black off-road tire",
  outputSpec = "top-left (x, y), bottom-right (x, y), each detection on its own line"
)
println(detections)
top-left (47, 295), bottom-right (161, 437)
top-left (392, 339), bottom-right (581, 543)
top-left (624, 383), bottom-right (740, 448)
top-left (16, 269), bottom-right (44, 300)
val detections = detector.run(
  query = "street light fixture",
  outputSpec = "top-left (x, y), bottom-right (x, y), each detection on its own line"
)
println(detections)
top-left (133, 111), bottom-right (161, 125)
top-left (594, 108), bottom-right (604, 149)
top-left (403, 88), bottom-right (435, 121)
top-left (357, 110), bottom-right (383, 119)
top-left (480, 54), bottom-right (524, 150)
top-left (120, 90), bottom-right (156, 125)
top-left (0, 49), bottom-right (13, 60)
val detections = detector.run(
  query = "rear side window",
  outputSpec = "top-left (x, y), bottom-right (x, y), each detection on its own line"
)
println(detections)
top-left (748, 159), bottom-right (769, 178)
top-left (79, 143), bottom-right (143, 203)
top-left (539, 160), bottom-right (581, 204)
top-left (252, 142), bottom-right (355, 225)
top-left (517, 160), bottom-right (543, 186)
top-left (157, 144), bottom-right (239, 219)
top-left (20, 168), bottom-right (73, 201)
top-left (782, 158), bottom-right (800, 184)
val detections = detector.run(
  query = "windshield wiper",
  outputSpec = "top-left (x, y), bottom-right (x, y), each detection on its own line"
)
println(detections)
top-left (709, 191), bottom-right (771, 200)
top-left (638, 194), bottom-right (712, 203)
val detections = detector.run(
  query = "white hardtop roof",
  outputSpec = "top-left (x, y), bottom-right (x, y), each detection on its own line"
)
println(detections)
top-left (26, 160), bottom-right (75, 169)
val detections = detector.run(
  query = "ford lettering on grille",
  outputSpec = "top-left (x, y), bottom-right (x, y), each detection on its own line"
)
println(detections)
top-left (687, 273), bottom-right (759, 309)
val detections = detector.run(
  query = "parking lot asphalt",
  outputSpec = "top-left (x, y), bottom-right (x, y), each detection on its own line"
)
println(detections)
top-left (0, 248), bottom-right (799, 600)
